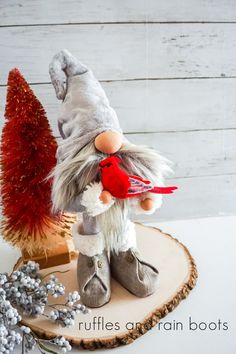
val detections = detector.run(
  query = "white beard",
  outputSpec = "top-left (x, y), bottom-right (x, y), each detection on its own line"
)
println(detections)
top-left (50, 141), bottom-right (172, 251)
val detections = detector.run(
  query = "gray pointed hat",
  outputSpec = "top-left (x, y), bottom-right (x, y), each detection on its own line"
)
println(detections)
top-left (57, 69), bottom-right (122, 161)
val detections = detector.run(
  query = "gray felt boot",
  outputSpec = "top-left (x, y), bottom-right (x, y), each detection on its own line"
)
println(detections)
top-left (77, 251), bottom-right (111, 308)
top-left (110, 248), bottom-right (159, 297)
top-left (72, 215), bottom-right (111, 308)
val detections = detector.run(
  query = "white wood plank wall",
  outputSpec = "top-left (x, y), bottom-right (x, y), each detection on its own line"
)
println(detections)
top-left (0, 0), bottom-right (235, 221)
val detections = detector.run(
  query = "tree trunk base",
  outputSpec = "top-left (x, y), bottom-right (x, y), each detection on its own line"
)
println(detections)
top-left (17, 223), bottom-right (198, 349)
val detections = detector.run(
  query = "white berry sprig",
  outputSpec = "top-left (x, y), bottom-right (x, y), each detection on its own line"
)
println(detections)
top-left (0, 261), bottom-right (91, 353)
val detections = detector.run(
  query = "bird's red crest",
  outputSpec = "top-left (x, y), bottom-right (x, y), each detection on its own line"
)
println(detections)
top-left (99, 155), bottom-right (121, 168)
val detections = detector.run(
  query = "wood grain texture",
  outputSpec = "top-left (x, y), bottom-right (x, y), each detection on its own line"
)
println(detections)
top-left (1, 0), bottom-right (236, 25)
top-left (1, 92), bottom-right (235, 178)
top-left (137, 173), bottom-right (236, 221)
top-left (1, 23), bottom-right (236, 84)
top-left (127, 130), bottom-right (236, 178)
top-left (1, 78), bottom-right (236, 133)
top-left (1, 78), bottom-right (235, 178)
top-left (17, 225), bottom-right (197, 349)
top-left (0, 1), bottom-right (235, 220)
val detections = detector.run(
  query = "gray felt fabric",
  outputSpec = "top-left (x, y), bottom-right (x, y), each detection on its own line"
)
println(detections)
top-left (110, 248), bottom-right (159, 297)
top-left (57, 70), bottom-right (122, 161)
top-left (49, 49), bottom-right (88, 100)
top-left (82, 213), bottom-right (100, 235)
top-left (77, 251), bottom-right (111, 308)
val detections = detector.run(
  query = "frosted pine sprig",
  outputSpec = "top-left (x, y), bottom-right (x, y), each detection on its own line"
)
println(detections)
top-left (0, 261), bottom-right (90, 353)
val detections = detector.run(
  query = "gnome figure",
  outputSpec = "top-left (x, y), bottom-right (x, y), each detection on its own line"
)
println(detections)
top-left (49, 50), bottom-right (173, 308)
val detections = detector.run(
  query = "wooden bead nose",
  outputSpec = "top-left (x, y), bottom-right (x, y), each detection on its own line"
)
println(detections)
top-left (95, 131), bottom-right (122, 154)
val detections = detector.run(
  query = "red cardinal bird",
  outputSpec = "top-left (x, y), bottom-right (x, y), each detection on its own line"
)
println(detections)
top-left (99, 156), bottom-right (177, 199)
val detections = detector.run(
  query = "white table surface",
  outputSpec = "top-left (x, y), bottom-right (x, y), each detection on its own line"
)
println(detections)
top-left (1, 215), bottom-right (235, 354)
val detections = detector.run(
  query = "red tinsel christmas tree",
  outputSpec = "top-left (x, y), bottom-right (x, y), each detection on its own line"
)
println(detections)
top-left (0, 69), bottom-right (72, 255)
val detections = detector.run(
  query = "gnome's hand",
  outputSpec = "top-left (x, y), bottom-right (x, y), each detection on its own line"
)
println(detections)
top-left (99, 190), bottom-right (113, 204)
top-left (129, 192), bottom-right (163, 215)
top-left (140, 198), bottom-right (154, 211)
top-left (81, 182), bottom-right (115, 217)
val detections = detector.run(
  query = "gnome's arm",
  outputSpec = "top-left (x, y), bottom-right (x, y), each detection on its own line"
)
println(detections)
top-left (129, 192), bottom-right (163, 215)
top-left (63, 182), bottom-right (114, 217)
top-left (80, 182), bottom-right (115, 217)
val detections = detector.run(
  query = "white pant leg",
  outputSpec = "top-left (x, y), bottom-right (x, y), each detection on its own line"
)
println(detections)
top-left (116, 220), bottom-right (137, 252)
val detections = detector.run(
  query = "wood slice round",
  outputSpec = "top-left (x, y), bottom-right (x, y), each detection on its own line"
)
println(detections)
top-left (19, 223), bottom-right (197, 350)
